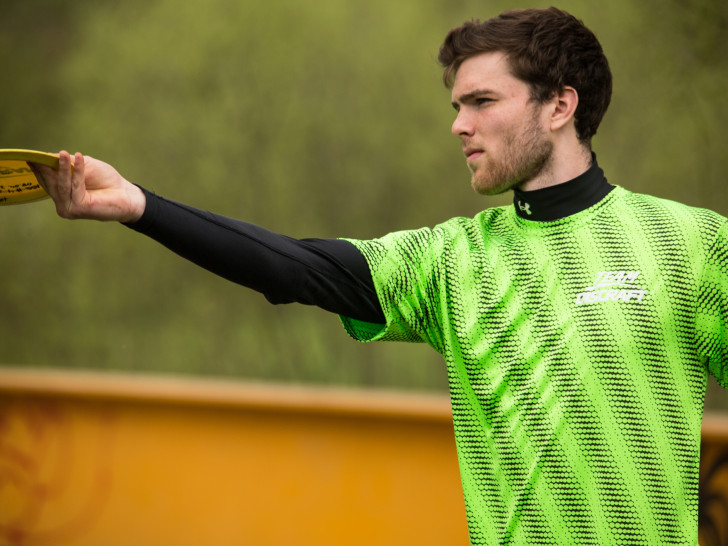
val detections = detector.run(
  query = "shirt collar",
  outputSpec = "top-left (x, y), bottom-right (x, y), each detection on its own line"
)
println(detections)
top-left (512, 155), bottom-right (613, 221)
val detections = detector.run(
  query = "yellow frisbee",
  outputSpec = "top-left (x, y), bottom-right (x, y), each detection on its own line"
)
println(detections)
top-left (0, 149), bottom-right (59, 205)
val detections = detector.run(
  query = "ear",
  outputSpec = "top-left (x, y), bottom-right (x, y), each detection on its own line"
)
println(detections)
top-left (549, 86), bottom-right (579, 133)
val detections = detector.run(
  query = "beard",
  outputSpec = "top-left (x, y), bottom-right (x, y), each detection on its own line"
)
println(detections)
top-left (468, 107), bottom-right (553, 196)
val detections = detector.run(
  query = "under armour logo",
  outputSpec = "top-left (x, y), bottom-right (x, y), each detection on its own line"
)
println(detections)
top-left (518, 201), bottom-right (532, 215)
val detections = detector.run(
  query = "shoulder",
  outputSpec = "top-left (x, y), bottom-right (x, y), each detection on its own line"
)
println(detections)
top-left (436, 205), bottom-right (514, 241)
top-left (345, 205), bottom-right (513, 268)
top-left (617, 187), bottom-right (726, 222)
top-left (614, 187), bottom-right (728, 242)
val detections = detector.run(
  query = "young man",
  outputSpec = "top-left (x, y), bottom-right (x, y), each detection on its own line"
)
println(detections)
top-left (31, 7), bottom-right (727, 545)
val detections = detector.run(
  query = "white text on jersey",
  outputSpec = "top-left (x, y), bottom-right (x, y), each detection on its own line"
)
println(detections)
top-left (575, 271), bottom-right (648, 305)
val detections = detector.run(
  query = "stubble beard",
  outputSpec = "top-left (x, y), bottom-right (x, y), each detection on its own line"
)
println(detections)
top-left (469, 110), bottom-right (553, 196)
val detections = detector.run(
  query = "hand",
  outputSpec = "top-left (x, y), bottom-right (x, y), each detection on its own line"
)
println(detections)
top-left (30, 151), bottom-right (146, 223)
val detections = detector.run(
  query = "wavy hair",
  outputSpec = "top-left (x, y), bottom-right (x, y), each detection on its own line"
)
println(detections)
top-left (438, 8), bottom-right (612, 144)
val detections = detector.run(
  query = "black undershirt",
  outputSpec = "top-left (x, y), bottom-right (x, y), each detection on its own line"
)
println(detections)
top-left (512, 156), bottom-right (613, 221)
top-left (125, 158), bottom-right (612, 323)
top-left (125, 192), bottom-right (386, 323)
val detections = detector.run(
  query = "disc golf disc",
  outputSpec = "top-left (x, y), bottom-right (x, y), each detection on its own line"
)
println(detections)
top-left (0, 149), bottom-right (59, 205)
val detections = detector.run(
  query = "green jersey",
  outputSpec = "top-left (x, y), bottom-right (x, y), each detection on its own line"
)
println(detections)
top-left (341, 186), bottom-right (728, 545)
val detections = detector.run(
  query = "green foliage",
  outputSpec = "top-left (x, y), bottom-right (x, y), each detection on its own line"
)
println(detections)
top-left (2, 0), bottom-right (727, 399)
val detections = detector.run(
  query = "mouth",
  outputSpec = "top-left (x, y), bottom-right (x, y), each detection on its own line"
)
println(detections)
top-left (463, 147), bottom-right (484, 162)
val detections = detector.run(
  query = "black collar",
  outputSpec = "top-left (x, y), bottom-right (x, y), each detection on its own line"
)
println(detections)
top-left (512, 157), bottom-right (613, 221)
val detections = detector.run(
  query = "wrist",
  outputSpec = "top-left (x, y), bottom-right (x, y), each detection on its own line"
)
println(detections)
top-left (121, 183), bottom-right (147, 224)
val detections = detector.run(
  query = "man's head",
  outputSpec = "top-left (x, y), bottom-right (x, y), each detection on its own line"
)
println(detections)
top-left (439, 8), bottom-right (612, 145)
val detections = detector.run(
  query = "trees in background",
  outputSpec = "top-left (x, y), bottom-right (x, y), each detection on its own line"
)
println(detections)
top-left (1, 0), bottom-right (726, 397)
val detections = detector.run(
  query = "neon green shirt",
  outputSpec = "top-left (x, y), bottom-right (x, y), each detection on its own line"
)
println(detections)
top-left (342, 186), bottom-right (728, 545)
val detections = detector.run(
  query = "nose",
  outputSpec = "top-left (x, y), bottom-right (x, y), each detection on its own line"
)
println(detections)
top-left (451, 109), bottom-right (474, 137)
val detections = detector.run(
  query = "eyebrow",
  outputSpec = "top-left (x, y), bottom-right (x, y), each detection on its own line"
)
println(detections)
top-left (451, 88), bottom-right (496, 109)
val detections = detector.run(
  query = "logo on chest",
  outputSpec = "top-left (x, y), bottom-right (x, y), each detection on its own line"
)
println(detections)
top-left (575, 271), bottom-right (648, 305)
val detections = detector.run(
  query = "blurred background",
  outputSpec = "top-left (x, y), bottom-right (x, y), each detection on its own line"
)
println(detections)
top-left (1, 0), bottom-right (727, 401)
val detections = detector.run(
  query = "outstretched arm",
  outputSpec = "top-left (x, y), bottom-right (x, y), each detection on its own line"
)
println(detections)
top-left (128, 188), bottom-right (384, 322)
top-left (30, 151), bottom-right (384, 323)
top-left (30, 151), bottom-right (146, 223)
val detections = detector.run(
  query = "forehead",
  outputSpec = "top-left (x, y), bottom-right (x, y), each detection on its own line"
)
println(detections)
top-left (451, 51), bottom-right (529, 99)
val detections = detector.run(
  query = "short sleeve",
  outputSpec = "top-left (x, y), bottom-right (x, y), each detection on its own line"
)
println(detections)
top-left (697, 221), bottom-right (728, 386)
top-left (339, 227), bottom-right (446, 350)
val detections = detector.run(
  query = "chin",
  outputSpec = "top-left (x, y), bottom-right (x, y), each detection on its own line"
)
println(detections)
top-left (470, 176), bottom-right (517, 196)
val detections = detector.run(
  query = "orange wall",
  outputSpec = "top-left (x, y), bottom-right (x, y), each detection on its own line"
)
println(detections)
top-left (0, 368), bottom-right (469, 546)
top-left (5, 368), bottom-right (728, 546)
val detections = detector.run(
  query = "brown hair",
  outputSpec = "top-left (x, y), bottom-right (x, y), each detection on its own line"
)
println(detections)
top-left (438, 7), bottom-right (612, 144)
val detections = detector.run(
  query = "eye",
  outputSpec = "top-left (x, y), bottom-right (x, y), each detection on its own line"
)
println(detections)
top-left (476, 98), bottom-right (493, 106)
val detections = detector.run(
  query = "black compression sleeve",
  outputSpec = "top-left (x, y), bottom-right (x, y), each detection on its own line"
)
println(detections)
top-left (124, 188), bottom-right (385, 324)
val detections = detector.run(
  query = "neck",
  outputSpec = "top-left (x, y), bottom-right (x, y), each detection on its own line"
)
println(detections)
top-left (512, 154), bottom-right (613, 221)
top-left (519, 145), bottom-right (593, 192)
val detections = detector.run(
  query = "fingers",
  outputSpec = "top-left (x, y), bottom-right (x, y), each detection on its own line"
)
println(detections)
top-left (52, 151), bottom-right (75, 218)
top-left (69, 152), bottom-right (85, 214)
top-left (29, 151), bottom-right (85, 218)
top-left (55, 151), bottom-right (71, 213)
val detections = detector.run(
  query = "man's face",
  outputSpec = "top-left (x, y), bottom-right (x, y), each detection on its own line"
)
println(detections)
top-left (450, 51), bottom-right (553, 195)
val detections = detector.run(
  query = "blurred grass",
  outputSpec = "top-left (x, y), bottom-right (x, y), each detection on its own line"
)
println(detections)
top-left (1, 0), bottom-right (727, 403)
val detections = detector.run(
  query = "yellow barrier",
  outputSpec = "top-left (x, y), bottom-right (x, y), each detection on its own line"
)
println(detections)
top-left (3, 368), bottom-right (728, 546)
top-left (698, 414), bottom-right (728, 546)
top-left (0, 368), bottom-right (469, 546)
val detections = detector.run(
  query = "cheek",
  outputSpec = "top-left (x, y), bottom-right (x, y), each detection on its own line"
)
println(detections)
top-left (477, 109), bottom-right (513, 138)
top-left (477, 120), bottom-right (511, 153)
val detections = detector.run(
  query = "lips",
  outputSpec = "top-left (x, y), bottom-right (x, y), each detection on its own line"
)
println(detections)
top-left (463, 147), bottom-right (484, 161)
